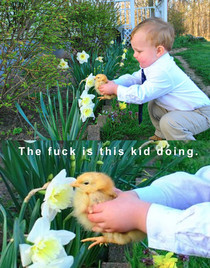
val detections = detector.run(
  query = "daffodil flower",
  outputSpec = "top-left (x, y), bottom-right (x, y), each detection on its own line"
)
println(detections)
top-left (76, 50), bottom-right (90, 64)
top-left (85, 73), bottom-right (95, 90)
top-left (123, 48), bottom-right (128, 53)
top-left (58, 59), bottom-right (69, 70)
top-left (110, 40), bottom-right (114, 45)
top-left (119, 62), bottom-right (124, 67)
top-left (41, 169), bottom-right (76, 221)
top-left (19, 217), bottom-right (75, 268)
top-left (122, 39), bottom-right (126, 45)
top-left (78, 90), bottom-right (95, 108)
top-left (119, 102), bottom-right (127, 110)
top-left (155, 141), bottom-right (169, 151)
top-left (96, 56), bottom-right (103, 63)
top-left (122, 53), bottom-right (126, 60)
top-left (153, 252), bottom-right (178, 268)
top-left (80, 104), bottom-right (95, 122)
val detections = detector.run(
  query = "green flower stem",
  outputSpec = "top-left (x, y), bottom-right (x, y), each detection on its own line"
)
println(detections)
top-left (0, 204), bottom-right (8, 252)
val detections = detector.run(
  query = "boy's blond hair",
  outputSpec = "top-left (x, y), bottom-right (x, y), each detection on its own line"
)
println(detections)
top-left (131, 17), bottom-right (175, 51)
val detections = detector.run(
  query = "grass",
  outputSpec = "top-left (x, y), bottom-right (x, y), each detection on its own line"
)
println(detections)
top-left (101, 39), bottom-right (210, 141)
top-left (175, 42), bottom-right (210, 86)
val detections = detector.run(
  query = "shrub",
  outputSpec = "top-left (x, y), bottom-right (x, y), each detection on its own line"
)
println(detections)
top-left (168, 7), bottom-right (186, 36)
top-left (173, 34), bottom-right (207, 49)
top-left (0, 0), bottom-right (69, 105)
top-left (64, 0), bottom-right (119, 52)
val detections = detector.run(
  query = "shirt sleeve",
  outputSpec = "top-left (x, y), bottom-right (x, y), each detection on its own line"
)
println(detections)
top-left (133, 166), bottom-right (210, 209)
top-left (113, 70), bottom-right (142, 87)
top-left (116, 68), bottom-right (173, 104)
top-left (147, 202), bottom-right (210, 257)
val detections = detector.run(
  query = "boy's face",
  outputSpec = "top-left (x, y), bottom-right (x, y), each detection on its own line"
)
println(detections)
top-left (131, 29), bottom-right (161, 68)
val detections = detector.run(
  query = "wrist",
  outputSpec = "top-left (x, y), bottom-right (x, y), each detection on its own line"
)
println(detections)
top-left (134, 200), bottom-right (151, 233)
top-left (113, 84), bottom-right (118, 95)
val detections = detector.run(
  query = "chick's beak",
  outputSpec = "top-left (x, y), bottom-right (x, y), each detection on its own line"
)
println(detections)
top-left (71, 181), bottom-right (79, 188)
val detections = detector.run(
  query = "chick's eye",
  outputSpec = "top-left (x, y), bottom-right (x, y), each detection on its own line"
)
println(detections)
top-left (84, 181), bottom-right (89, 185)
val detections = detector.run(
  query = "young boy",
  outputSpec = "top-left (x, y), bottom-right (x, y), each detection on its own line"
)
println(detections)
top-left (99, 18), bottom-right (210, 140)
top-left (88, 165), bottom-right (210, 257)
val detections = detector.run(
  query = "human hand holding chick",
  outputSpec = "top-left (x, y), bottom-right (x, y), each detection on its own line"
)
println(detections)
top-left (88, 191), bottom-right (151, 234)
top-left (71, 172), bottom-right (147, 249)
top-left (94, 74), bottom-right (117, 100)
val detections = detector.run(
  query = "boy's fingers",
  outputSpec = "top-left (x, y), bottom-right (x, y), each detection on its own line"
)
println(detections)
top-left (88, 203), bottom-right (104, 214)
top-left (114, 187), bottom-right (122, 195)
top-left (88, 212), bottom-right (104, 223)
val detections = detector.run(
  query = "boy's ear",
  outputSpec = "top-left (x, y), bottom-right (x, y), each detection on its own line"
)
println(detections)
top-left (156, 45), bottom-right (166, 57)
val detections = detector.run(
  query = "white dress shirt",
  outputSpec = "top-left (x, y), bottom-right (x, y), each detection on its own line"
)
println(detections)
top-left (114, 53), bottom-right (210, 111)
top-left (134, 166), bottom-right (210, 257)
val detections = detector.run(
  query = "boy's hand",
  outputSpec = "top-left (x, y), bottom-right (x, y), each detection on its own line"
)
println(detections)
top-left (88, 191), bottom-right (150, 233)
top-left (99, 80), bottom-right (118, 96)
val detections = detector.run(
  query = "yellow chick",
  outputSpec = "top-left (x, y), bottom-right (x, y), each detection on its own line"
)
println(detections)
top-left (71, 172), bottom-right (146, 249)
top-left (94, 74), bottom-right (116, 100)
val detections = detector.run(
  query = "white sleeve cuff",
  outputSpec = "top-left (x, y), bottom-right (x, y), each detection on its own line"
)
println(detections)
top-left (146, 204), bottom-right (180, 252)
top-left (133, 186), bottom-right (168, 205)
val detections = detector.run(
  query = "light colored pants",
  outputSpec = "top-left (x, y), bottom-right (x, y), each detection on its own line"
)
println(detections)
top-left (148, 100), bottom-right (210, 140)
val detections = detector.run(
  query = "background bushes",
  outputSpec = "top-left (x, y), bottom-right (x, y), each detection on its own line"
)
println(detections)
top-left (65, 0), bottom-right (119, 52)
top-left (0, 0), bottom-right (119, 106)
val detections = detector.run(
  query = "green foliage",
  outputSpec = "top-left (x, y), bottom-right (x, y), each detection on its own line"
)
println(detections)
top-left (173, 35), bottom-right (207, 49)
top-left (101, 101), bottom-right (154, 140)
top-left (12, 127), bottom-right (22, 135)
top-left (16, 84), bottom-right (89, 140)
top-left (64, 0), bottom-right (119, 52)
top-left (0, 140), bottom-right (185, 267)
top-left (126, 241), bottom-right (210, 268)
top-left (0, 141), bottom-right (208, 266)
top-left (168, 6), bottom-right (186, 36)
top-left (0, 0), bottom-right (69, 105)
top-left (69, 41), bottom-right (127, 89)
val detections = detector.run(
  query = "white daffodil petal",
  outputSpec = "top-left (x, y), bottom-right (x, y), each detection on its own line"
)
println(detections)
top-left (28, 256), bottom-right (74, 268)
top-left (50, 256), bottom-right (74, 268)
top-left (80, 105), bottom-right (95, 122)
top-left (44, 170), bottom-right (67, 200)
top-left (30, 236), bottom-right (65, 264)
top-left (49, 230), bottom-right (76, 245)
top-left (51, 169), bottom-right (67, 184)
top-left (58, 59), bottom-right (69, 69)
top-left (41, 171), bottom-right (76, 221)
top-left (27, 217), bottom-right (50, 243)
top-left (85, 73), bottom-right (95, 89)
top-left (19, 244), bottom-right (32, 266)
top-left (80, 90), bottom-right (95, 100)
top-left (76, 51), bottom-right (90, 64)
top-left (41, 201), bottom-right (58, 220)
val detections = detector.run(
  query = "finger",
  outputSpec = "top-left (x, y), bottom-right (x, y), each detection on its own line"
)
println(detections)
top-left (104, 228), bottom-right (114, 233)
top-left (88, 203), bottom-right (104, 214)
top-left (92, 226), bottom-right (104, 233)
top-left (88, 212), bottom-right (104, 223)
top-left (114, 187), bottom-right (122, 195)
